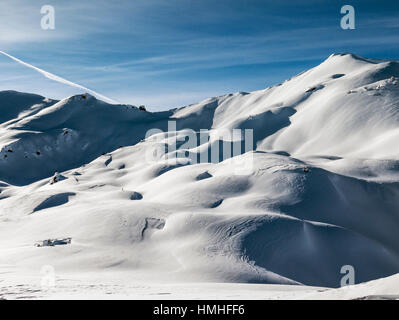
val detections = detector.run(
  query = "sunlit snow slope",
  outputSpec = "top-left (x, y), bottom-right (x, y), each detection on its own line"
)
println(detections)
top-left (1, 53), bottom-right (399, 288)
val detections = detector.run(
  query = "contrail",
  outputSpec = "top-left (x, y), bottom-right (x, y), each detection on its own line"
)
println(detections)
top-left (0, 50), bottom-right (118, 104)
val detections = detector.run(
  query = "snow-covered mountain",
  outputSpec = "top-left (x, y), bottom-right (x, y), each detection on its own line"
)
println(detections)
top-left (1, 53), bottom-right (399, 296)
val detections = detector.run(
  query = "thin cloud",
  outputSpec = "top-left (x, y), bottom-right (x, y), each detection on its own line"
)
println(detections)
top-left (0, 51), bottom-right (118, 104)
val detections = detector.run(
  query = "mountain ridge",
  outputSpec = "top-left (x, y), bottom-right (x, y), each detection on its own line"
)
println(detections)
top-left (1, 53), bottom-right (399, 288)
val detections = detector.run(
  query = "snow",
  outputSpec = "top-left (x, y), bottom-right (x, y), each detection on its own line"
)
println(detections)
top-left (1, 53), bottom-right (399, 299)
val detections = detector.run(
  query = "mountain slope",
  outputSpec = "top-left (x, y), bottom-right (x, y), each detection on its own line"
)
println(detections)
top-left (0, 90), bottom-right (56, 124)
top-left (0, 53), bottom-right (399, 289)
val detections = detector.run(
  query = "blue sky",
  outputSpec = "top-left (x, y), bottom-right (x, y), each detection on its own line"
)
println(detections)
top-left (1, 0), bottom-right (399, 110)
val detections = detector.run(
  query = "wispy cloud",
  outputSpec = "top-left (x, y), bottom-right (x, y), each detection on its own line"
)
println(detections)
top-left (0, 51), bottom-right (118, 103)
top-left (1, 0), bottom-right (399, 109)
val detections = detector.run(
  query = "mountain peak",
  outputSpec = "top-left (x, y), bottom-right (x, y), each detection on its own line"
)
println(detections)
top-left (326, 52), bottom-right (387, 64)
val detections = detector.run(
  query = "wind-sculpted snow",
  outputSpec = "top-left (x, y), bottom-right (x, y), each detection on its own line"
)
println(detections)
top-left (0, 53), bottom-right (399, 291)
top-left (0, 90), bottom-right (57, 124)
